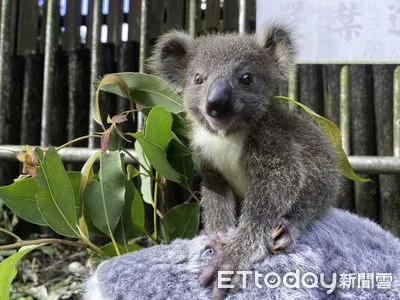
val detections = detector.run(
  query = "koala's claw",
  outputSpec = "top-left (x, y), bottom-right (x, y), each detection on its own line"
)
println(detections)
top-left (200, 234), bottom-right (244, 300)
top-left (270, 217), bottom-right (295, 254)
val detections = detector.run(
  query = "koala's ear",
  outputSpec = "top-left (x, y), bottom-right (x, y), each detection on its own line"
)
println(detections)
top-left (258, 23), bottom-right (296, 78)
top-left (149, 31), bottom-right (194, 89)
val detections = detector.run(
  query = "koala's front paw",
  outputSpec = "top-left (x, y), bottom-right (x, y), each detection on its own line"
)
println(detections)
top-left (200, 236), bottom-right (248, 300)
top-left (269, 217), bottom-right (297, 254)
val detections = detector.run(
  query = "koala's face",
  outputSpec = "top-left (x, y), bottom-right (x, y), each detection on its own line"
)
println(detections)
top-left (183, 35), bottom-right (275, 133)
top-left (151, 24), bottom-right (295, 134)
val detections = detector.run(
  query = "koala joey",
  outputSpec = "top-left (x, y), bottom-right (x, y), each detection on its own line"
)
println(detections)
top-left (151, 23), bottom-right (340, 299)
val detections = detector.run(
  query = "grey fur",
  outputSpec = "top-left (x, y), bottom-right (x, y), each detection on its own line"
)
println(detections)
top-left (150, 23), bottom-right (341, 298)
top-left (84, 209), bottom-right (400, 299)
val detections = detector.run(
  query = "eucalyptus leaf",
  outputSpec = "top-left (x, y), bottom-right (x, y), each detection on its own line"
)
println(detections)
top-left (131, 106), bottom-right (184, 183)
top-left (0, 177), bottom-right (46, 226)
top-left (275, 96), bottom-right (371, 183)
top-left (84, 150), bottom-right (126, 236)
top-left (135, 141), bottom-right (153, 205)
top-left (94, 75), bottom-right (131, 127)
top-left (35, 148), bottom-right (79, 238)
top-left (133, 132), bottom-right (183, 183)
top-left (161, 203), bottom-right (200, 243)
top-left (144, 106), bottom-right (173, 151)
top-left (126, 165), bottom-right (140, 179)
top-left (114, 179), bottom-right (135, 248)
top-left (167, 139), bottom-right (194, 181)
top-left (131, 184), bottom-right (146, 237)
top-left (94, 73), bottom-right (183, 114)
top-left (0, 245), bottom-right (42, 300)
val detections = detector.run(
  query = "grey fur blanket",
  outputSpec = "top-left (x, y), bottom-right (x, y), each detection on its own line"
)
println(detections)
top-left (84, 208), bottom-right (400, 299)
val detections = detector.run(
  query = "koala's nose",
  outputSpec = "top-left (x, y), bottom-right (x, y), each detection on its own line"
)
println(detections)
top-left (206, 81), bottom-right (232, 118)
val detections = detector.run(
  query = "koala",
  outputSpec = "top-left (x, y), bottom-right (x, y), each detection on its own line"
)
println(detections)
top-left (150, 23), bottom-right (340, 299)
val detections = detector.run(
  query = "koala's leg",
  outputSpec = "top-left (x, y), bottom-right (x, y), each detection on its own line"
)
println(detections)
top-left (201, 161), bottom-right (305, 299)
top-left (200, 173), bottom-right (237, 233)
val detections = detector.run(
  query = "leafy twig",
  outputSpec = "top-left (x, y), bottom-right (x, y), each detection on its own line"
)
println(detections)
top-left (55, 135), bottom-right (102, 151)
top-left (0, 238), bottom-right (85, 251)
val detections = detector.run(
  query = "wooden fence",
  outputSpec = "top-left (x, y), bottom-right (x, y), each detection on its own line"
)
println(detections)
top-left (0, 0), bottom-right (399, 236)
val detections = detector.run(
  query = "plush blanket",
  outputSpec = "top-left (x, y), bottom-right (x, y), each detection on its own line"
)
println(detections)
top-left (84, 208), bottom-right (400, 299)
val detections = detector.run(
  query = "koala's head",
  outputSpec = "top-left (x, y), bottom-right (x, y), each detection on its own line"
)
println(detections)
top-left (150, 23), bottom-right (296, 134)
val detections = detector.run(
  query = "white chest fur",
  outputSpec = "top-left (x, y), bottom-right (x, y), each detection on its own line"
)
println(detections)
top-left (192, 126), bottom-right (249, 198)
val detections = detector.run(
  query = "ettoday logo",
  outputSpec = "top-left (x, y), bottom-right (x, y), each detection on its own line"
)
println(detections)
top-left (217, 270), bottom-right (393, 294)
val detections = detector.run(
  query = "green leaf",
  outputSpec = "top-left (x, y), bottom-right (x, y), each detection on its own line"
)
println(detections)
top-left (35, 148), bottom-right (79, 237)
top-left (0, 178), bottom-right (46, 226)
top-left (275, 96), bottom-right (371, 183)
top-left (133, 132), bottom-right (182, 183)
top-left (161, 203), bottom-right (200, 243)
top-left (94, 75), bottom-right (131, 128)
top-left (131, 106), bottom-right (183, 184)
top-left (167, 139), bottom-right (194, 180)
top-left (84, 150), bottom-right (126, 236)
top-left (172, 113), bottom-right (191, 146)
top-left (94, 73), bottom-right (183, 114)
top-left (67, 171), bottom-right (81, 209)
top-left (144, 106), bottom-right (173, 151)
top-left (134, 141), bottom-right (153, 205)
top-left (126, 165), bottom-right (140, 180)
top-left (0, 245), bottom-right (42, 300)
top-left (131, 184), bottom-right (145, 236)
top-left (114, 179), bottom-right (135, 248)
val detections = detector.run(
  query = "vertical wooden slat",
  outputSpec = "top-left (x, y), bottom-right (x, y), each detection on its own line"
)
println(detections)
top-left (0, 0), bottom-right (11, 144)
top-left (373, 65), bottom-right (400, 236)
top-left (86, 0), bottom-right (94, 48)
top-left (0, 57), bottom-right (25, 185)
top-left (166, 0), bottom-right (184, 30)
top-left (63, 0), bottom-right (82, 50)
top-left (298, 65), bottom-right (324, 115)
top-left (41, 0), bottom-right (60, 146)
top-left (223, 0), bottom-right (238, 32)
top-left (205, 0), bottom-right (219, 31)
top-left (38, 1), bottom-right (48, 54)
top-left (324, 64), bottom-right (354, 211)
top-left (9, 0), bottom-right (18, 55)
top-left (20, 55), bottom-right (44, 145)
top-left (48, 51), bottom-right (69, 146)
top-left (246, 0), bottom-right (255, 33)
top-left (147, 0), bottom-right (163, 42)
top-left (127, 0), bottom-right (141, 42)
top-left (394, 67), bottom-right (400, 158)
top-left (17, 0), bottom-right (40, 55)
top-left (68, 49), bottom-right (90, 145)
top-left (340, 66), bottom-right (351, 155)
top-left (187, 0), bottom-right (199, 36)
top-left (349, 65), bottom-right (378, 220)
top-left (88, 0), bottom-right (102, 148)
top-left (238, 0), bottom-right (245, 34)
top-left (107, 0), bottom-right (123, 45)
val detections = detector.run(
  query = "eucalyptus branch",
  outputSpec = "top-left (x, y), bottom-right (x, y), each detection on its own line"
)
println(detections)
top-left (56, 135), bottom-right (102, 151)
top-left (153, 171), bottom-right (159, 241)
top-left (0, 238), bottom-right (85, 251)
top-left (0, 227), bottom-right (22, 242)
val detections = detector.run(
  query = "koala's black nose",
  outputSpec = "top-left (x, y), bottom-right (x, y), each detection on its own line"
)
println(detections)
top-left (206, 81), bottom-right (232, 118)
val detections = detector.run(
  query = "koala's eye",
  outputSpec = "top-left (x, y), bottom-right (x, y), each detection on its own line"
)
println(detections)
top-left (194, 73), bottom-right (204, 85)
top-left (239, 73), bottom-right (253, 85)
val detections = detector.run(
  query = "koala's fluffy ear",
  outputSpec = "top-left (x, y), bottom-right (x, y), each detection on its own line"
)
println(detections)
top-left (149, 31), bottom-right (194, 89)
top-left (258, 23), bottom-right (296, 78)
